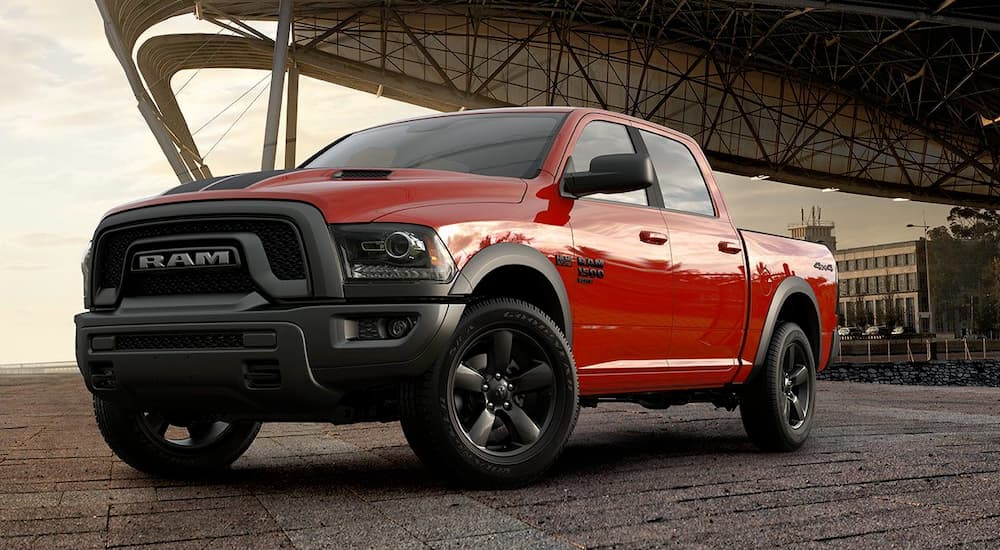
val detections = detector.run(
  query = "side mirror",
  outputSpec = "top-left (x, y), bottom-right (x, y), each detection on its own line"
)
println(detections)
top-left (563, 153), bottom-right (655, 197)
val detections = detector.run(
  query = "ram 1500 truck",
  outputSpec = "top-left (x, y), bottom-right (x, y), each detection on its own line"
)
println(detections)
top-left (77, 107), bottom-right (838, 487)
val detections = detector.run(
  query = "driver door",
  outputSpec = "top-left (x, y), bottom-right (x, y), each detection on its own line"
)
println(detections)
top-left (561, 117), bottom-right (674, 393)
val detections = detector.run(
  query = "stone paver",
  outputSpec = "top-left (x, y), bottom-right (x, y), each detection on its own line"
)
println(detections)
top-left (2, 374), bottom-right (1000, 548)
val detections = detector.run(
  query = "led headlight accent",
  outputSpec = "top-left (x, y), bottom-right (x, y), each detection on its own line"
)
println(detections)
top-left (331, 224), bottom-right (455, 282)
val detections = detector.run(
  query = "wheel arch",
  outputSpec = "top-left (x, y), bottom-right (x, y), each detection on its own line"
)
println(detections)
top-left (749, 277), bottom-right (821, 381)
top-left (450, 243), bottom-right (572, 344)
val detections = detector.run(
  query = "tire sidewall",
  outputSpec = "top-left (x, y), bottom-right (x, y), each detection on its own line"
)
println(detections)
top-left (765, 324), bottom-right (817, 447)
top-left (426, 300), bottom-right (578, 482)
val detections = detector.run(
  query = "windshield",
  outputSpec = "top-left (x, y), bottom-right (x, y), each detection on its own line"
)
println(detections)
top-left (304, 112), bottom-right (567, 178)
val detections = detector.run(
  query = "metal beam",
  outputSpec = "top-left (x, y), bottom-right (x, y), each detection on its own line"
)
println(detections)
top-left (284, 58), bottom-right (299, 169)
top-left (95, 0), bottom-right (194, 183)
top-left (710, 0), bottom-right (1000, 32)
top-left (261, 0), bottom-right (293, 171)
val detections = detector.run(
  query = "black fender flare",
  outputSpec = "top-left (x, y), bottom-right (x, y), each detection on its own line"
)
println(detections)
top-left (749, 276), bottom-right (821, 381)
top-left (449, 243), bottom-right (572, 345)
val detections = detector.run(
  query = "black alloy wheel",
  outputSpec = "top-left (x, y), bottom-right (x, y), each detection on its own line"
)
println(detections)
top-left (400, 298), bottom-right (579, 487)
top-left (740, 322), bottom-right (817, 452)
top-left (93, 397), bottom-right (261, 477)
top-left (448, 327), bottom-right (557, 457)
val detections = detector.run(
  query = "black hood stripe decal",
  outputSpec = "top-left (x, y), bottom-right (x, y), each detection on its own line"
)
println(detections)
top-left (162, 175), bottom-right (227, 196)
top-left (161, 170), bottom-right (295, 196)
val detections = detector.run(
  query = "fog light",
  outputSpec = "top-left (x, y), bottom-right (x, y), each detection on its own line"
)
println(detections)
top-left (388, 317), bottom-right (412, 338)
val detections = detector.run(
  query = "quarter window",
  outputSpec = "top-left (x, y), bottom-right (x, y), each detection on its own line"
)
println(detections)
top-left (640, 130), bottom-right (715, 216)
top-left (567, 121), bottom-right (647, 206)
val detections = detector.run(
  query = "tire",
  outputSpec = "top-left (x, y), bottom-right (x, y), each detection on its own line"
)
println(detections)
top-left (739, 322), bottom-right (817, 452)
top-left (400, 298), bottom-right (579, 488)
top-left (93, 396), bottom-right (261, 477)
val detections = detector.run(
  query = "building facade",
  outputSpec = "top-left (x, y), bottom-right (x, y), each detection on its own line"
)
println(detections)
top-left (835, 240), bottom-right (929, 331)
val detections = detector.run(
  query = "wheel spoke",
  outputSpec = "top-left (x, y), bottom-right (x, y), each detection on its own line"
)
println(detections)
top-left (788, 365), bottom-right (809, 387)
top-left (467, 408), bottom-right (496, 447)
top-left (513, 361), bottom-right (554, 392)
top-left (487, 330), bottom-right (513, 373)
top-left (789, 393), bottom-right (805, 422)
top-left (454, 364), bottom-right (486, 392)
top-left (505, 405), bottom-right (541, 444)
top-left (465, 353), bottom-right (487, 371)
top-left (186, 422), bottom-right (228, 446)
top-left (785, 344), bottom-right (797, 372)
top-left (145, 413), bottom-right (169, 437)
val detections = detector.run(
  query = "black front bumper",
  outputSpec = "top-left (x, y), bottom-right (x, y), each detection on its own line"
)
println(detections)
top-left (75, 300), bottom-right (464, 419)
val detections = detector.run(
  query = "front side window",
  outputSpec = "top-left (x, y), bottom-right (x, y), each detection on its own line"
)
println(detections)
top-left (640, 130), bottom-right (715, 216)
top-left (305, 113), bottom-right (566, 178)
top-left (566, 120), bottom-right (647, 206)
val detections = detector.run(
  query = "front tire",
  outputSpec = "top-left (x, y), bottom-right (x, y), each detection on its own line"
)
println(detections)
top-left (740, 322), bottom-right (817, 452)
top-left (400, 298), bottom-right (579, 487)
top-left (93, 397), bottom-right (261, 477)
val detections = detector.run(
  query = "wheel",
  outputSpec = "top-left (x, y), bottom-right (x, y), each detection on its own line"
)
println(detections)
top-left (400, 298), bottom-right (579, 487)
top-left (93, 396), bottom-right (261, 477)
top-left (739, 322), bottom-right (817, 452)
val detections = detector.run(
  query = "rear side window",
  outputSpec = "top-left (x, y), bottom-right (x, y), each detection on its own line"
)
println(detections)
top-left (567, 121), bottom-right (647, 206)
top-left (640, 130), bottom-right (715, 216)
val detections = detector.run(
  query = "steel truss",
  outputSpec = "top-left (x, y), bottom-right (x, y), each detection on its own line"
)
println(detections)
top-left (98, 1), bottom-right (1000, 206)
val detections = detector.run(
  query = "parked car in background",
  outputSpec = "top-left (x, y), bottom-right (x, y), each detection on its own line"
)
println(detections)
top-left (890, 326), bottom-right (916, 338)
top-left (864, 325), bottom-right (887, 337)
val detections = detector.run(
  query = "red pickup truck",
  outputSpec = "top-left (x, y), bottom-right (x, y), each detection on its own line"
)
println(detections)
top-left (77, 107), bottom-right (838, 487)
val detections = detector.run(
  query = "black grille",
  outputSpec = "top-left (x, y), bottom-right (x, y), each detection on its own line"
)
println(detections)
top-left (125, 270), bottom-right (256, 296)
top-left (114, 332), bottom-right (244, 351)
top-left (96, 218), bottom-right (305, 289)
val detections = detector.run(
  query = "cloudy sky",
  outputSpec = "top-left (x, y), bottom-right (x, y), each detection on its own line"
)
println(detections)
top-left (0, 2), bottom-right (953, 364)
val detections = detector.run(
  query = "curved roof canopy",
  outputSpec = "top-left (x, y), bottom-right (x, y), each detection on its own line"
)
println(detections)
top-left (99, 0), bottom-right (1000, 206)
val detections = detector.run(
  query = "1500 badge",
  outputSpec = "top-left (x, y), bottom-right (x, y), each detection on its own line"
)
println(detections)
top-left (554, 255), bottom-right (605, 284)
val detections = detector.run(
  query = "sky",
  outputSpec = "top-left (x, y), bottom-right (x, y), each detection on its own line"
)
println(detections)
top-left (0, 2), bottom-right (955, 363)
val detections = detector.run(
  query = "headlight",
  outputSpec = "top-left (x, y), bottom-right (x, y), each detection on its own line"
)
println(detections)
top-left (81, 241), bottom-right (92, 307)
top-left (331, 224), bottom-right (455, 282)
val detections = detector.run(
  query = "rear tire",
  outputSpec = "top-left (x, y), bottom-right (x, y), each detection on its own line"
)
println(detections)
top-left (93, 397), bottom-right (261, 477)
top-left (400, 298), bottom-right (579, 488)
top-left (740, 322), bottom-right (817, 452)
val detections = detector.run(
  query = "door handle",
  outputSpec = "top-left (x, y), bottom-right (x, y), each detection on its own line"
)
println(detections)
top-left (718, 240), bottom-right (742, 254)
top-left (639, 230), bottom-right (668, 245)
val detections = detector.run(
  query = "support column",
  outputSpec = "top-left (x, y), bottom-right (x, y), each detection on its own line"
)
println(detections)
top-left (284, 60), bottom-right (299, 169)
top-left (95, 0), bottom-right (193, 183)
top-left (261, 0), bottom-right (294, 171)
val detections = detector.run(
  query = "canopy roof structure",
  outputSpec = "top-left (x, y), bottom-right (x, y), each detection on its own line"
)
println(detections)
top-left (98, 0), bottom-right (1000, 206)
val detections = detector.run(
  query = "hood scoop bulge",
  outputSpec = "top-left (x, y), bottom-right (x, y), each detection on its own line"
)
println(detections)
top-left (331, 169), bottom-right (394, 180)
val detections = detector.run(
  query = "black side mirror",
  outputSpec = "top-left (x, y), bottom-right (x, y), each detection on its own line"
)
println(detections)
top-left (563, 153), bottom-right (655, 197)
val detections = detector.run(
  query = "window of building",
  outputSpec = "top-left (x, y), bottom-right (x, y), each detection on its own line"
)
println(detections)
top-left (907, 253), bottom-right (915, 265)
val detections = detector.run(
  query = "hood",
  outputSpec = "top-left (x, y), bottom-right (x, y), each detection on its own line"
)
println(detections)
top-left (107, 168), bottom-right (528, 223)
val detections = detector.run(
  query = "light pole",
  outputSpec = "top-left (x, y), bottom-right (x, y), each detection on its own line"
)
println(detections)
top-left (906, 223), bottom-right (934, 335)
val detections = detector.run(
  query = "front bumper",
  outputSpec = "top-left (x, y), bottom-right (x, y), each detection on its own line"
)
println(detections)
top-left (75, 301), bottom-right (464, 419)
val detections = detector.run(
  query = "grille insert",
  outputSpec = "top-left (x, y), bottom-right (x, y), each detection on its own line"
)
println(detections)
top-left (96, 218), bottom-right (306, 290)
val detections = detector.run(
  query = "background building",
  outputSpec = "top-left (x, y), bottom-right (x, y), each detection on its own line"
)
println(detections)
top-left (788, 207), bottom-right (837, 251)
top-left (835, 240), bottom-right (930, 331)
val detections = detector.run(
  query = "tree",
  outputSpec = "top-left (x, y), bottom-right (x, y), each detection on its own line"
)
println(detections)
top-left (928, 208), bottom-right (1000, 335)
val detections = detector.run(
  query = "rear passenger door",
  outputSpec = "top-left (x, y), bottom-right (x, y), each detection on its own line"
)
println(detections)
top-left (638, 129), bottom-right (748, 374)
top-left (561, 118), bottom-right (673, 381)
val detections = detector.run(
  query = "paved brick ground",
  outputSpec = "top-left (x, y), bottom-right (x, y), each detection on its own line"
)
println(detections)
top-left (3, 375), bottom-right (1000, 548)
